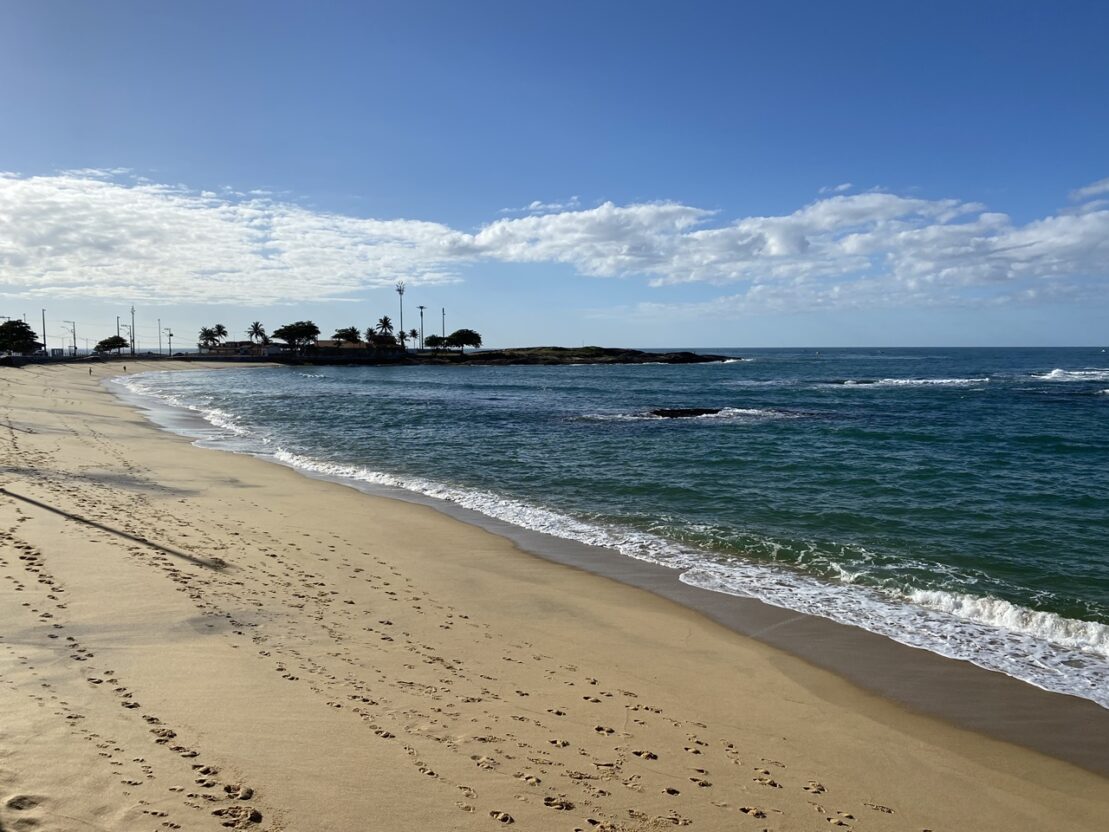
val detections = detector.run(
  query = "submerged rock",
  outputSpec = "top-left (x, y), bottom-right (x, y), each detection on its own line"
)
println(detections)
top-left (650, 408), bottom-right (722, 418)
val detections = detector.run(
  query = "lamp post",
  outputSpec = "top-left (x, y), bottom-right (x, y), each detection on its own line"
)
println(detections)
top-left (164, 328), bottom-right (174, 356)
top-left (441, 307), bottom-right (445, 338)
top-left (41, 309), bottom-right (47, 354)
top-left (417, 305), bottom-right (426, 349)
top-left (395, 282), bottom-right (405, 349)
top-left (130, 305), bottom-right (136, 356)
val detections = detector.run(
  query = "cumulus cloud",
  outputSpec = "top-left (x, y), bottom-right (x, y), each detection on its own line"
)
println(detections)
top-left (0, 171), bottom-right (468, 303)
top-left (0, 170), bottom-right (1106, 311)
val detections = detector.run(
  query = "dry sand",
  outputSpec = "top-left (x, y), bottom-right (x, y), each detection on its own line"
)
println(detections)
top-left (0, 360), bottom-right (1105, 831)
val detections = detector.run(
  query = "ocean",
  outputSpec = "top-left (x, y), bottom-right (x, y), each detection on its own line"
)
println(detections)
top-left (116, 347), bottom-right (1109, 707)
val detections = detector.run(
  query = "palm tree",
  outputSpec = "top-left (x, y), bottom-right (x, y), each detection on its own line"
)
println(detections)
top-left (408, 328), bottom-right (419, 348)
top-left (197, 326), bottom-right (217, 349)
top-left (376, 316), bottom-right (394, 336)
top-left (247, 321), bottom-right (266, 343)
top-left (397, 330), bottom-right (408, 348)
top-left (213, 323), bottom-right (228, 344)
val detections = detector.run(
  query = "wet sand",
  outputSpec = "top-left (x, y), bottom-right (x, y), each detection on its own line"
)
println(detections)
top-left (0, 361), bottom-right (1105, 831)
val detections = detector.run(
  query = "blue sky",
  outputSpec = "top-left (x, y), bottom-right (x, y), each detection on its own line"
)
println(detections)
top-left (1, 0), bottom-right (1107, 349)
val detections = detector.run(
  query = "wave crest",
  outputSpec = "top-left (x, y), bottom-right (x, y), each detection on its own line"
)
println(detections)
top-left (838, 377), bottom-right (988, 387)
top-left (1032, 368), bottom-right (1109, 382)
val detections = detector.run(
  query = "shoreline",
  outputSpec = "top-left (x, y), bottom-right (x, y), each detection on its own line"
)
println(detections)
top-left (115, 364), bottom-right (1109, 775)
top-left (1, 360), bottom-right (1106, 830)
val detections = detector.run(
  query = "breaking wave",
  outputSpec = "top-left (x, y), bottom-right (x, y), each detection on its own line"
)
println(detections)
top-left (1032, 368), bottom-right (1109, 382)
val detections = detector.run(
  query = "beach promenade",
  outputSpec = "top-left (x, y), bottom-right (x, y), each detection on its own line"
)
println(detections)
top-left (0, 361), bottom-right (1105, 831)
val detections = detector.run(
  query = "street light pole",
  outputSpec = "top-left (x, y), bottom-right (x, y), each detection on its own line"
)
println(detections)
top-left (63, 321), bottom-right (76, 356)
top-left (130, 305), bottom-right (136, 356)
top-left (158, 318), bottom-right (162, 355)
top-left (165, 329), bottom-right (174, 356)
top-left (441, 307), bottom-right (445, 338)
top-left (395, 282), bottom-right (405, 348)
top-left (41, 309), bottom-right (46, 354)
top-left (417, 305), bottom-right (426, 349)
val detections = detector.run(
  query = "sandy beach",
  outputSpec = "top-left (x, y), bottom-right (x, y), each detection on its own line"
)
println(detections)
top-left (0, 361), bottom-right (1106, 832)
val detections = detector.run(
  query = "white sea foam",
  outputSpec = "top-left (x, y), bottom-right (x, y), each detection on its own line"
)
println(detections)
top-left (114, 374), bottom-right (260, 442)
top-left (1032, 368), bottom-right (1109, 382)
top-left (838, 377), bottom-right (988, 387)
top-left (908, 590), bottom-right (1109, 658)
top-left (115, 374), bottom-right (1109, 709)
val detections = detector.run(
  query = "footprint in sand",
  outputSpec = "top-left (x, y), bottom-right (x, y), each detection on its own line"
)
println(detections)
top-left (489, 810), bottom-right (514, 823)
top-left (543, 796), bottom-right (575, 810)
top-left (864, 801), bottom-right (894, 814)
top-left (211, 805), bottom-right (263, 828)
top-left (631, 750), bottom-right (657, 760)
top-left (752, 768), bottom-right (782, 788)
top-left (5, 794), bottom-right (42, 811)
top-left (739, 806), bottom-right (767, 818)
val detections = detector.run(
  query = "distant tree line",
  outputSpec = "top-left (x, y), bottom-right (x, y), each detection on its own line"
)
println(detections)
top-left (190, 319), bottom-right (483, 354)
top-left (0, 315), bottom-right (484, 358)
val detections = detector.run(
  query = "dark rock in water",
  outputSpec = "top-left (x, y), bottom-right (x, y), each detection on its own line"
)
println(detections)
top-left (650, 408), bottom-right (722, 418)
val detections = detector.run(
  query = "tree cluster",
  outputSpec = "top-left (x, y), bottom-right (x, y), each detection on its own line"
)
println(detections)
top-left (197, 323), bottom-right (229, 348)
top-left (0, 320), bottom-right (41, 355)
top-left (93, 335), bottom-right (130, 354)
top-left (271, 321), bottom-right (321, 350)
top-left (426, 329), bottom-right (482, 353)
top-left (191, 317), bottom-right (483, 355)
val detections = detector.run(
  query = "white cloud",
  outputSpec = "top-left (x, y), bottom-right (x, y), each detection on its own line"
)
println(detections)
top-left (0, 173), bottom-right (467, 304)
top-left (499, 196), bottom-right (581, 214)
top-left (818, 182), bottom-right (853, 194)
top-left (0, 171), bottom-right (1106, 311)
top-left (1070, 176), bottom-right (1109, 202)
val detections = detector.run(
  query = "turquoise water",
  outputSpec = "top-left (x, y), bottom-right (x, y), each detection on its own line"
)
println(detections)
top-left (119, 348), bottom-right (1109, 705)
